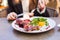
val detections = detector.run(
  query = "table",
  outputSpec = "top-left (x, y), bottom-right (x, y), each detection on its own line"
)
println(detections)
top-left (0, 18), bottom-right (60, 40)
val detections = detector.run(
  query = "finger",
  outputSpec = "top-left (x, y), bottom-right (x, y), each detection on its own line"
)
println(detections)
top-left (29, 13), bottom-right (34, 17)
top-left (10, 15), bottom-right (16, 19)
top-left (7, 16), bottom-right (12, 20)
top-left (9, 16), bottom-right (15, 20)
top-left (10, 12), bottom-right (17, 17)
top-left (9, 13), bottom-right (16, 19)
top-left (7, 16), bottom-right (10, 20)
top-left (7, 14), bottom-right (11, 20)
top-left (7, 14), bottom-right (15, 20)
top-left (12, 13), bottom-right (17, 18)
top-left (7, 12), bottom-right (17, 20)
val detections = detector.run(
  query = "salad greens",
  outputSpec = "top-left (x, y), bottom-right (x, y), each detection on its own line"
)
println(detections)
top-left (30, 18), bottom-right (49, 26)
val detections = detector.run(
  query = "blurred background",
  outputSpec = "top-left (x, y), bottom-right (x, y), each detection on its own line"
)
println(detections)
top-left (0, 0), bottom-right (60, 17)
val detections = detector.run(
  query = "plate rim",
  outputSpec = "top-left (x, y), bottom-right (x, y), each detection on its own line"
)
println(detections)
top-left (11, 17), bottom-right (56, 33)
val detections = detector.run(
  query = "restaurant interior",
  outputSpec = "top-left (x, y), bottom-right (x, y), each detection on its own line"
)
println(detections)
top-left (0, 0), bottom-right (60, 40)
top-left (0, 0), bottom-right (60, 17)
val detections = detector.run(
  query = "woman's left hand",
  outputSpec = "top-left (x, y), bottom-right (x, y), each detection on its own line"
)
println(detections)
top-left (28, 13), bottom-right (34, 17)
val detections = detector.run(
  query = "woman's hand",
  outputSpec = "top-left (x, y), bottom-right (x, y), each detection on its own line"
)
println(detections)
top-left (28, 13), bottom-right (34, 17)
top-left (7, 12), bottom-right (17, 20)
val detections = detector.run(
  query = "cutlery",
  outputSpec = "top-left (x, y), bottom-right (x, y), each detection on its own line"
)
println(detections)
top-left (16, 13), bottom-right (30, 19)
top-left (16, 14), bottom-right (23, 18)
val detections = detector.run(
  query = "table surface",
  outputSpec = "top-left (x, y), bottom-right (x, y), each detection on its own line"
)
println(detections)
top-left (0, 17), bottom-right (60, 40)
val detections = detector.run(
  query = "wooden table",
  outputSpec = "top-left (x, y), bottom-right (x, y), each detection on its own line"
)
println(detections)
top-left (0, 18), bottom-right (60, 40)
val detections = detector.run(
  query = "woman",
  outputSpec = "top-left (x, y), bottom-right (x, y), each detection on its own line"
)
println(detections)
top-left (7, 0), bottom-right (38, 20)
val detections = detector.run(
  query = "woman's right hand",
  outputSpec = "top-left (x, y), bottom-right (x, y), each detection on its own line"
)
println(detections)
top-left (7, 12), bottom-right (17, 20)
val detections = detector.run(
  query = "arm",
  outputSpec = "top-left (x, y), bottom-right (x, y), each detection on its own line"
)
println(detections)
top-left (7, 0), bottom-right (15, 14)
top-left (7, 0), bottom-right (17, 20)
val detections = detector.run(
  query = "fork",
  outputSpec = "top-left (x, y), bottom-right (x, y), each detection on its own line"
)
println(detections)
top-left (16, 14), bottom-right (23, 18)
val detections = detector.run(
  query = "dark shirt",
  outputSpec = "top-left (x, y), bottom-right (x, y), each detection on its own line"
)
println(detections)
top-left (8, 0), bottom-right (23, 14)
top-left (34, 9), bottom-right (50, 17)
top-left (7, 0), bottom-right (38, 15)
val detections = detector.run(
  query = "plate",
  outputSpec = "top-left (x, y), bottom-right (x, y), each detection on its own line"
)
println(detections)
top-left (12, 17), bottom-right (56, 33)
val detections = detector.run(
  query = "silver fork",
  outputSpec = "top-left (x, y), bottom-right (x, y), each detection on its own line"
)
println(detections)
top-left (16, 14), bottom-right (23, 18)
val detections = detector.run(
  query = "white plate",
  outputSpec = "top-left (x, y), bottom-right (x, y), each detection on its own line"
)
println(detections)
top-left (12, 17), bottom-right (56, 33)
